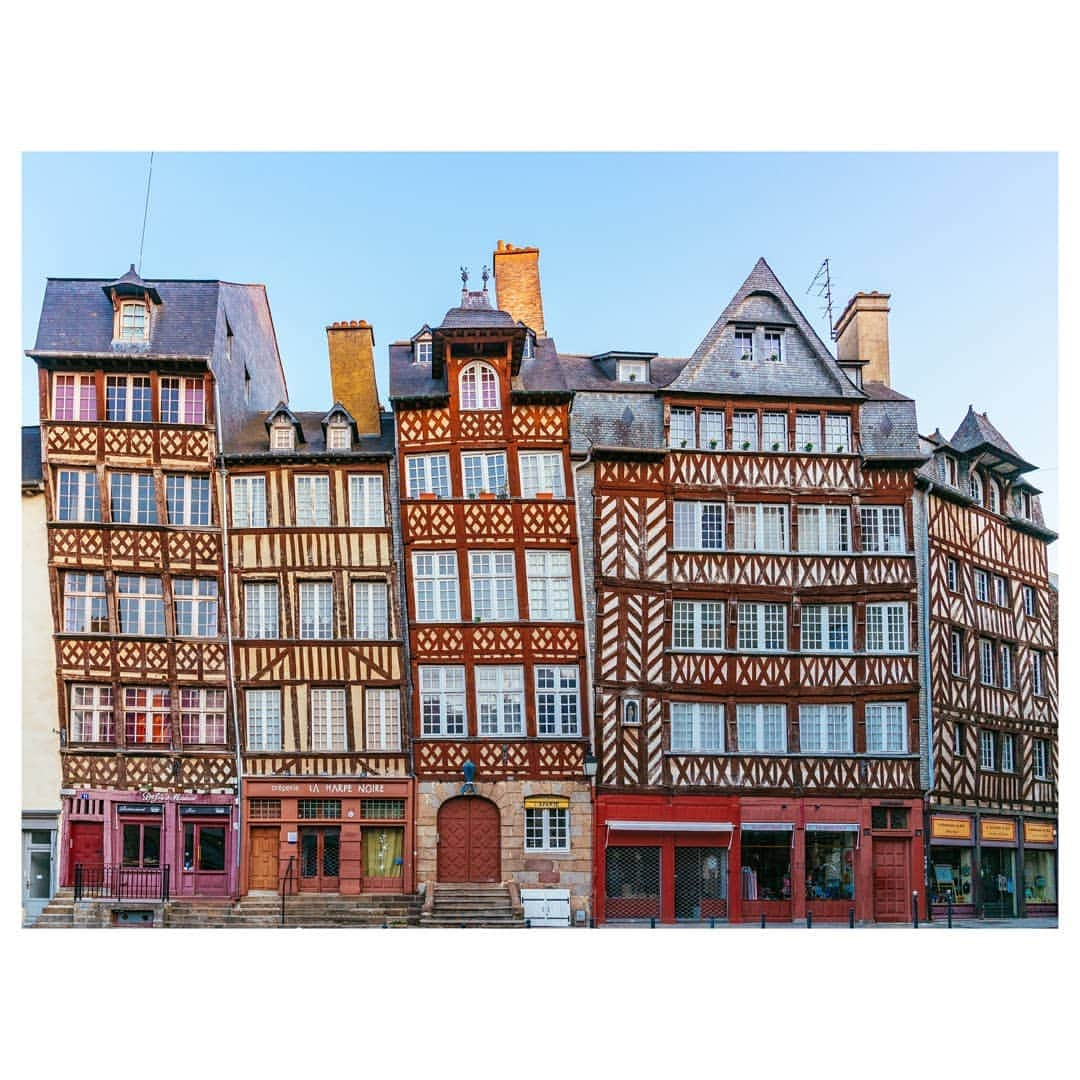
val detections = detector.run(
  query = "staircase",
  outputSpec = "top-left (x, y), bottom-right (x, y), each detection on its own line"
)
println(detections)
top-left (165, 893), bottom-right (423, 928)
top-left (420, 883), bottom-right (526, 928)
top-left (30, 888), bottom-right (76, 927)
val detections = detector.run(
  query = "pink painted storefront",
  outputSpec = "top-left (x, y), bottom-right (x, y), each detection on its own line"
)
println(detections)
top-left (62, 789), bottom-right (239, 898)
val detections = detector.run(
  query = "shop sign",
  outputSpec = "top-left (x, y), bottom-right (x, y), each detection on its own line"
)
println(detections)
top-left (525, 796), bottom-right (570, 810)
top-left (931, 816), bottom-right (973, 841)
top-left (140, 791), bottom-right (198, 803)
top-left (1023, 822), bottom-right (1056, 845)
top-left (980, 819), bottom-right (1016, 843)
top-left (179, 805), bottom-right (232, 817)
top-left (266, 782), bottom-right (387, 795)
top-left (116, 803), bottom-right (164, 816)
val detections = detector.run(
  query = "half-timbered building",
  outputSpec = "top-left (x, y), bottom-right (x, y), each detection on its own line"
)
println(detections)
top-left (29, 267), bottom-right (287, 901)
top-left (222, 320), bottom-right (413, 897)
top-left (918, 409), bottom-right (1057, 918)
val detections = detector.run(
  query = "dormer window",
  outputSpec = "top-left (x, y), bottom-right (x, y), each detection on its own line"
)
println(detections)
top-left (415, 339), bottom-right (432, 364)
top-left (617, 359), bottom-right (649, 383)
top-left (969, 471), bottom-right (983, 505)
top-left (764, 330), bottom-right (782, 362)
top-left (119, 301), bottom-right (148, 341)
top-left (1014, 490), bottom-right (1032, 520)
top-left (735, 329), bottom-right (754, 361)
top-left (460, 361), bottom-right (500, 410)
top-left (327, 421), bottom-right (351, 451)
top-left (522, 334), bottom-right (534, 360)
top-left (271, 423), bottom-right (295, 451)
top-left (988, 480), bottom-right (1000, 514)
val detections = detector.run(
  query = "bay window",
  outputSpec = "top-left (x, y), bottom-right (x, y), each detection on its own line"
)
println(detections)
top-left (419, 665), bottom-right (466, 736)
top-left (670, 702), bottom-right (724, 752)
top-left (865, 703), bottom-right (907, 753)
top-left (406, 452), bottom-right (451, 498)
top-left (469, 551), bottom-right (517, 620)
top-left (737, 704), bottom-right (787, 753)
top-left (525, 550), bottom-right (572, 620)
top-left (413, 553), bottom-right (460, 622)
top-left (535, 666), bottom-right (580, 736)
top-left (476, 665), bottom-right (525, 736)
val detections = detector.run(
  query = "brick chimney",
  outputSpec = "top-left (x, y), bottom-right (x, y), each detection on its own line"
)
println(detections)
top-left (326, 320), bottom-right (381, 435)
top-left (493, 240), bottom-right (545, 337)
top-left (834, 292), bottom-right (891, 387)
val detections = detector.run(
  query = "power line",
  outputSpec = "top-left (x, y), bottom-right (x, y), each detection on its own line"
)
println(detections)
top-left (137, 152), bottom-right (154, 275)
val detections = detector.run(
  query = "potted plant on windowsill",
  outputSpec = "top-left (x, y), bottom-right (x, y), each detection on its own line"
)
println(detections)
top-left (740, 352), bottom-right (751, 361)
top-left (741, 440), bottom-right (751, 451)
top-left (771, 441), bottom-right (781, 452)
top-left (768, 353), bottom-right (779, 362)
top-left (835, 445), bottom-right (846, 454)
top-left (804, 442), bottom-right (815, 453)
top-left (679, 439), bottom-right (688, 449)
top-left (478, 489), bottom-right (495, 500)
top-left (709, 439), bottom-right (719, 450)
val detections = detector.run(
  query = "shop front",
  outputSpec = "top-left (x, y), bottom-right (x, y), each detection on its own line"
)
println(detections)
top-left (1021, 819), bottom-right (1057, 916)
top-left (241, 778), bottom-right (414, 896)
top-left (979, 817), bottom-right (1019, 918)
top-left (928, 813), bottom-right (976, 919)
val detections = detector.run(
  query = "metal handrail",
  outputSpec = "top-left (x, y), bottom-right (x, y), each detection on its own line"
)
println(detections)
top-left (73, 863), bottom-right (170, 901)
top-left (279, 856), bottom-right (295, 926)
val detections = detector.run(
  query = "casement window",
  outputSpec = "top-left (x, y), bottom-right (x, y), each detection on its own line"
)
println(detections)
top-left (733, 411), bottom-right (758, 451)
top-left (124, 687), bottom-right (171, 744)
top-left (519, 452), bottom-right (565, 497)
top-left (412, 553), bottom-right (460, 622)
top-left (348, 474), bottom-right (384, 526)
top-left (1001, 733), bottom-right (1016, 773)
top-left (469, 551), bottom-right (518, 621)
top-left (969, 471), bottom-right (983, 504)
top-left (365, 688), bottom-right (401, 752)
top-left (310, 688), bottom-right (347, 751)
top-left (270, 423), bottom-right (295, 451)
top-left (179, 688), bottom-right (227, 744)
top-left (70, 684), bottom-right (114, 743)
top-left (938, 455), bottom-right (958, 486)
top-left (245, 689), bottom-right (282, 751)
top-left (999, 644), bottom-right (1014, 690)
top-left (970, 569), bottom-right (989, 603)
top-left (56, 469), bottom-right (101, 522)
top-left (673, 501), bottom-right (725, 551)
top-left (798, 505), bottom-right (851, 553)
top-left (799, 704), bottom-right (854, 753)
top-left (118, 300), bottom-right (148, 341)
top-left (53, 373), bottom-right (98, 421)
top-left (865, 703), bottom-right (907, 754)
top-left (866, 603), bottom-right (908, 653)
top-left (737, 602), bottom-right (787, 652)
top-left (525, 551), bottom-right (573, 621)
top-left (670, 702), bottom-right (724, 752)
top-left (419, 665), bottom-right (467, 736)
top-left (462, 451), bottom-right (508, 497)
top-left (535, 666), bottom-right (581, 736)
top-left (1023, 586), bottom-right (1037, 617)
top-left (121, 820), bottom-right (161, 869)
top-left (733, 504), bottom-right (788, 551)
top-left (800, 604), bottom-right (852, 652)
top-left (63, 572), bottom-right (108, 633)
top-left (669, 407), bottom-right (695, 449)
top-left (988, 481), bottom-right (1000, 514)
top-left (326, 420), bottom-right (351, 451)
top-left (1014, 490), bottom-right (1032, 520)
top-left (700, 410), bottom-right (725, 449)
top-left (1033, 738), bottom-right (1050, 780)
top-left (459, 361), bottom-right (500, 410)
top-left (979, 639), bottom-right (994, 685)
top-left (105, 375), bottom-right (152, 422)
top-left (617, 358), bottom-right (647, 382)
top-left (762, 412), bottom-right (788, 451)
top-left (859, 506), bottom-right (904, 553)
top-left (796, 413), bottom-right (822, 452)
top-left (298, 581), bottom-right (334, 639)
top-left (992, 575), bottom-right (1008, 607)
top-left (1031, 651), bottom-right (1045, 697)
top-left (165, 474), bottom-right (211, 526)
top-left (525, 807), bottom-right (569, 852)
top-left (353, 580), bottom-right (389, 639)
top-left (174, 578), bottom-right (219, 637)
top-left (950, 630), bottom-right (964, 676)
top-left (231, 475), bottom-right (267, 528)
top-left (736, 704), bottom-right (787, 753)
top-left (406, 453), bottom-right (451, 498)
top-left (764, 330), bottom-right (783, 362)
top-left (825, 414), bottom-right (851, 453)
top-left (108, 472), bottom-right (157, 525)
top-left (476, 666), bottom-right (525, 736)
top-left (946, 558), bottom-right (959, 592)
top-left (979, 729), bottom-right (995, 770)
top-left (415, 339), bottom-right (432, 364)
top-left (244, 581), bottom-right (279, 639)
top-left (953, 723), bottom-right (966, 757)
top-left (735, 329), bottom-right (754, 360)
top-left (159, 377), bottom-right (205, 425)
top-left (672, 600), bottom-right (725, 650)
top-left (294, 475), bottom-right (330, 526)
top-left (116, 575), bottom-right (165, 635)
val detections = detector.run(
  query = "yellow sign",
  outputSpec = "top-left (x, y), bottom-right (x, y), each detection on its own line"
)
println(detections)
top-left (524, 796), bottom-right (570, 810)
top-left (980, 819), bottom-right (1017, 843)
top-left (931, 815), bottom-right (973, 841)
top-left (1024, 822), bottom-right (1056, 845)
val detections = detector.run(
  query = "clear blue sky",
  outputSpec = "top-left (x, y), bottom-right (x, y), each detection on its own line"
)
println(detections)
top-left (22, 152), bottom-right (1058, 555)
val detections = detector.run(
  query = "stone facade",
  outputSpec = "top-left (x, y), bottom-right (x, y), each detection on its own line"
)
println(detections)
top-left (493, 241), bottom-right (545, 335)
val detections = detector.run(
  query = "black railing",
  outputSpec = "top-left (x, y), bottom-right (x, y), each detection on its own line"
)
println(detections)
top-left (73, 864), bottom-right (170, 902)
top-left (280, 856), bottom-right (295, 927)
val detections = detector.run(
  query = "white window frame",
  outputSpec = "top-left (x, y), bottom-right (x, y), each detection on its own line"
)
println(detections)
top-left (763, 330), bottom-right (783, 362)
top-left (412, 553), bottom-right (460, 622)
top-left (519, 452), bottom-right (565, 498)
top-left (999, 644), bottom-right (1014, 690)
top-left (1031, 651), bottom-right (1045, 697)
top-left (796, 413), bottom-right (822, 453)
top-left (866, 603), bottom-right (908, 653)
top-left (1023, 586), bottom-right (1036, 617)
top-left (52, 373), bottom-right (98, 421)
top-left (365, 688), bottom-right (401, 751)
top-left (969, 471), bottom-right (983, 504)
top-left (736, 703), bottom-right (787, 753)
top-left (535, 665), bottom-right (581, 736)
top-left (476, 665), bottom-right (525, 736)
top-left (673, 501), bottom-right (725, 551)
top-left (859, 506), bottom-right (904, 553)
top-left (64, 572), bottom-right (109, 634)
top-left (270, 422), bottom-right (295, 451)
top-left (617, 359), bottom-right (649, 383)
top-left (524, 807), bottom-right (569, 852)
top-left (116, 575), bottom-right (165, 636)
top-left (988, 481), bottom-right (1000, 514)
top-left (865, 703), bottom-right (907, 754)
top-left (310, 688), bottom-right (347, 751)
top-left (406, 452), bottom-right (451, 499)
top-left (1014, 490), bottom-right (1032, 520)
top-left (1001, 733), bottom-right (1016, 773)
top-left (797, 505), bottom-right (851, 553)
top-left (979, 638), bottom-right (994, 685)
top-left (353, 579), bottom-right (389, 639)
top-left (992, 575), bottom-right (1008, 608)
top-left (973, 569), bottom-right (989, 603)
top-left (469, 551), bottom-right (518, 621)
top-left (105, 374), bottom-right (153, 422)
top-left (414, 339), bottom-right (432, 364)
top-left (525, 551), bottom-right (573, 621)
top-left (670, 702), bottom-right (725, 753)
top-left (950, 629), bottom-right (964, 676)
top-left (946, 558), bottom-right (959, 592)
top-left (669, 408), bottom-right (695, 449)
top-left (348, 473), bottom-right (385, 526)
top-left (737, 602), bottom-right (787, 652)
top-left (800, 604), bottom-right (852, 653)
top-left (56, 469), bottom-right (101, 522)
top-left (732, 411), bottom-right (758, 451)
top-left (70, 684), bottom-right (115, 743)
top-left (326, 421), bottom-right (351, 451)
top-left (231, 475), bottom-right (267, 528)
top-left (245, 689), bottom-right (282, 751)
top-left (734, 329), bottom-right (754, 361)
top-left (700, 410), bottom-right (725, 450)
top-left (459, 361), bottom-right (500, 410)
top-left (244, 581), bottom-right (279, 639)
top-left (1033, 738), bottom-right (1049, 780)
top-left (123, 686), bottom-right (172, 745)
top-left (953, 723), bottom-right (965, 757)
top-left (825, 414), bottom-right (851, 453)
top-left (165, 473), bottom-right (211, 527)
top-left (419, 665), bottom-right (467, 736)
top-left (979, 729), bottom-right (995, 770)
top-left (672, 600), bottom-right (725, 650)
top-left (799, 704), bottom-right (853, 753)
top-left (118, 300), bottom-right (148, 341)
top-left (294, 475), bottom-right (331, 527)
top-left (762, 411), bottom-right (788, 451)
top-left (173, 578), bottom-right (219, 638)
top-left (462, 451), bottom-right (509, 498)
top-left (298, 581), bottom-right (334, 640)
top-left (732, 503), bottom-right (788, 552)
top-left (159, 376), bottom-right (205, 426)
top-left (179, 687), bottom-right (227, 745)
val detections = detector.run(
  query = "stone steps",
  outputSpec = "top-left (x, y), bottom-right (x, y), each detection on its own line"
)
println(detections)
top-left (420, 882), bottom-right (525, 928)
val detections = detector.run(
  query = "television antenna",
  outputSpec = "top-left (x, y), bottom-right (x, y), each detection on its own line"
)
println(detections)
top-left (807, 258), bottom-right (837, 341)
top-left (137, 152), bottom-right (154, 275)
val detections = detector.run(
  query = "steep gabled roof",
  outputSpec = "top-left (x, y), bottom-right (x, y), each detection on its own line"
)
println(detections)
top-left (950, 405), bottom-right (1034, 472)
top-left (265, 401), bottom-right (306, 443)
top-left (667, 258), bottom-right (863, 400)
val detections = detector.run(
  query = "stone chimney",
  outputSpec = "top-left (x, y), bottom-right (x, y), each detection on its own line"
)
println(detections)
top-left (493, 240), bottom-right (545, 336)
top-left (834, 291), bottom-right (891, 387)
top-left (326, 320), bottom-right (381, 435)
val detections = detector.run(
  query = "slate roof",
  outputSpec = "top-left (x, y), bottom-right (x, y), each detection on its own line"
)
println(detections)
top-left (556, 353), bottom-right (689, 393)
top-left (438, 305), bottom-right (517, 330)
top-left (22, 425), bottom-right (42, 486)
top-left (668, 258), bottom-right (864, 400)
top-left (389, 341), bottom-right (447, 401)
top-left (224, 409), bottom-right (396, 458)
top-left (569, 393), bottom-right (666, 456)
top-left (950, 405), bottom-right (1032, 467)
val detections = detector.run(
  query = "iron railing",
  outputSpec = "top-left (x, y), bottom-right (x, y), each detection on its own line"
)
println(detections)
top-left (73, 863), bottom-right (170, 902)
top-left (279, 856), bottom-right (295, 926)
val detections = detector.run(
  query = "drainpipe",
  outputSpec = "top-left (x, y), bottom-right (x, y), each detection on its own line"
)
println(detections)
top-left (914, 478), bottom-right (936, 918)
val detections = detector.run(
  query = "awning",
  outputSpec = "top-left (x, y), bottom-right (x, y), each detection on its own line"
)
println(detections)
top-left (606, 820), bottom-right (734, 832)
top-left (741, 822), bottom-right (794, 831)
top-left (805, 823), bottom-right (860, 833)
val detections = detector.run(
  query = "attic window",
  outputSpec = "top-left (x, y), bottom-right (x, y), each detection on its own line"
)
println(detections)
top-left (1014, 490), bottom-right (1032, 520)
top-left (735, 329), bottom-right (754, 361)
top-left (969, 471), bottom-right (983, 505)
top-left (118, 301), bottom-right (148, 342)
top-left (327, 421), bottom-right (351, 451)
top-left (271, 423), bottom-right (295, 451)
top-left (522, 334), bottom-right (534, 360)
top-left (617, 360), bottom-right (649, 383)
top-left (415, 339), bottom-right (432, 364)
top-left (764, 330), bottom-right (782, 362)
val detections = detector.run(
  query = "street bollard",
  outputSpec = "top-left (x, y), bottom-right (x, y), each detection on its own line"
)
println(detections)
top-left (947, 896), bottom-right (953, 929)
top-left (650, 916), bottom-right (656, 928)
top-left (807, 911), bottom-right (813, 929)
top-left (590, 916), bottom-right (596, 928)
top-left (526, 918), bottom-right (531, 928)
top-left (760, 913), bottom-right (766, 928)
top-left (709, 917), bottom-right (716, 928)
top-left (912, 891), bottom-right (919, 928)
top-left (848, 908), bottom-right (855, 928)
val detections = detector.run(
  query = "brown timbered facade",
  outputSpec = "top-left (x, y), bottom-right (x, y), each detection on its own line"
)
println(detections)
top-left (919, 411), bottom-right (1057, 918)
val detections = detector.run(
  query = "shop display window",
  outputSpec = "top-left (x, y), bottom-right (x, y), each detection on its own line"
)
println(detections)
top-left (805, 832), bottom-right (855, 900)
top-left (930, 847), bottom-right (973, 904)
top-left (979, 849), bottom-right (1017, 917)
top-left (740, 830), bottom-right (791, 901)
top-left (122, 823), bottom-right (161, 868)
top-left (363, 828), bottom-right (404, 877)
top-left (1023, 851), bottom-right (1056, 904)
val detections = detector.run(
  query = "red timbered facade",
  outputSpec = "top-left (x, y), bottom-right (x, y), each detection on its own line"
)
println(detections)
top-left (919, 411), bottom-right (1057, 917)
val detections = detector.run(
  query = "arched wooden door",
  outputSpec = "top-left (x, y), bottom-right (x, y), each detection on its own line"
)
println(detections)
top-left (437, 797), bottom-right (501, 882)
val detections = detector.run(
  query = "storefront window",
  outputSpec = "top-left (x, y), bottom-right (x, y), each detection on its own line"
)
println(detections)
top-left (1023, 851), bottom-right (1056, 904)
top-left (979, 849), bottom-right (1017, 917)
top-left (740, 830), bottom-right (791, 901)
top-left (184, 824), bottom-right (226, 872)
top-left (605, 846), bottom-right (661, 918)
top-left (363, 828), bottom-right (404, 877)
top-left (929, 847), bottom-right (974, 904)
top-left (871, 807), bottom-right (909, 830)
top-left (805, 832), bottom-right (855, 900)
top-left (122, 823), bottom-right (161, 868)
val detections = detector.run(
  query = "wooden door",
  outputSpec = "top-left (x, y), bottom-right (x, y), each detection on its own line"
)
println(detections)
top-left (67, 822), bottom-right (103, 886)
top-left (437, 798), bottom-right (501, 883)
top-left (248, 827), bottom-right (279, 891)
top-left (299, 827), bottom-right (340, 892)
top-left (872, 838), bottom-right (910, 922)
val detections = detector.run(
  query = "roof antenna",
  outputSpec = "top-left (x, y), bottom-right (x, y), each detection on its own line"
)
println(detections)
top-left (137, 151), bottom-right (154, 275)
top-left (807, 257), bottom-right (837, 341)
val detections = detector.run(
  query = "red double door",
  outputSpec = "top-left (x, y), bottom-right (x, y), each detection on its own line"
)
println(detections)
top-left (437, 798), bottom-right (501, 883)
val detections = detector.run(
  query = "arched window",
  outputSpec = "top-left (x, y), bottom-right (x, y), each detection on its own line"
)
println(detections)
top-left (969, 470), bottom-right (983, 505)
top-left (460, 361), bottom-right (499, 410)
top-left (988, 480), bottom-right (1000, 514)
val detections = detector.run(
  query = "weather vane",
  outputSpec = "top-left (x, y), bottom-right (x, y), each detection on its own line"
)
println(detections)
top-left (481, 265), bottom-right (490, 289)
top-left (460, 266), bottom-right (469, 287)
